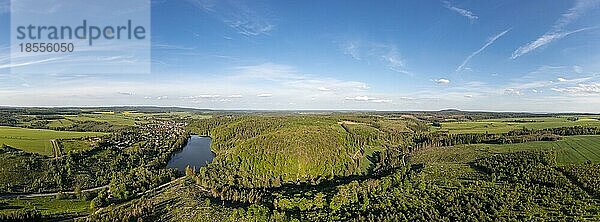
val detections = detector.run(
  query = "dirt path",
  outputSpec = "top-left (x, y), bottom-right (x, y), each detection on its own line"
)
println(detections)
top-left (51, 139), bottom-right (62, 158)
top-left (0, 185), bottom-right (109, 199)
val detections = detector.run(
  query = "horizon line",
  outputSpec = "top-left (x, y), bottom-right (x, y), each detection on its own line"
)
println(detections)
top-left (1, 105), bottom-right (599, 115)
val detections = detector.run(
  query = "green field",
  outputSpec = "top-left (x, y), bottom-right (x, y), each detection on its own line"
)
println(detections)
top-left (45, 119), bottom-right (76, 128)
top-left (60, 140), bottom-right (94, 154)
top-left (64, 114), bottom-right (141, 126)
top-left (412, 135), bottom-right (600, 187)
top-left (414, 135), bottom-right (600, 166)
top-left (0, 127), bottom-right (105, 156)
top-left (481, 135), bottom-right (600, 164)
top-left (432, 117), bottom-right (600, 134)
top-left (0, 196), bottom-right (91, 217)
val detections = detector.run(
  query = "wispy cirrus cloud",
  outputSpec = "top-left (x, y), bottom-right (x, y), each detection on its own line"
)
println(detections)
top-left (187, 0), bottom-right (274, 36)
top-left (511, 27), bottom-right (592, 59)
top-left (0, 57), bottom-right (65, 69)
top-left (230, 63), bottom-right (370, 91)
top-left (379, 46), bottom-right (407, 74)
top-left (443, 1), bottom-right (478, 22)
top-left (556, 76), bottom-right (593, 83)
top-left (457, 29), bottom-right (511, 71)
top-left (341, 41), bottom-right (361, 60)
top-left (511, 0), bottom-right (600, 59)
top-left (552, 83), bottom-right (600, 95)
top-left (340, 40), bottom-right (411, 75)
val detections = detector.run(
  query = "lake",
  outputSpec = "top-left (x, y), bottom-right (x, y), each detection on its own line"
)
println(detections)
top-left (167, 135), bottom-right (215, 172)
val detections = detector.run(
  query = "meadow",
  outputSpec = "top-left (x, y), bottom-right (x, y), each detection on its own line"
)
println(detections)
top-left (432, 116), bottom-right (600, 134)
top-left (63, 114), bottom-right (140, 126)
top-left (0, 127), bottom-right (104, 156)
top-left (0, 196), bottom-right (91, 217)
top-left (411, 135), bottom-right (600, 187)
top-left (413, 135), bottom-right (600, 165)
top-left (478, 135), bottom-right (600, 164)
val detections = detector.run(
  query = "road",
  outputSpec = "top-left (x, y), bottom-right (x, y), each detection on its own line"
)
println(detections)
top-left (0, 176), bottom-right (197, 199)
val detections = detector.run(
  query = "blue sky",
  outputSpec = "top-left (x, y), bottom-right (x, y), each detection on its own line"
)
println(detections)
top-left (1, 0), bottom-right (600, 112)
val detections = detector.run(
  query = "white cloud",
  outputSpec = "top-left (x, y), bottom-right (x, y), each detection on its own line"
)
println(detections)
top-left (499, 66), bottom-right (598, 97)
top-left (318, 87), bottom-right (332, 91)
top-left (4, 62), bottom-right (375, 109)
top-left (371, 99), bottom-right (392, 103)
top-left (435, 78), bottom-right (451, 85)
top-left (511, 0), bottom-right (600, 59)
top-left (4, 73), bottom-right (600, 112)
top-left (457, 29), bottom-right (510, 71)
top-left (556, 76), bottom-right (593, 83)
top-left (345, 96), bottom-right (373, 101)
top-left (344, 96), bottom-right (391, 103)
top-left (257, 93), bottom-right (272, 97)
top-left (443, 1), bottom-right (478, 22)
top-left (504, 88), bottom-right (523, 96)
top-left (118, 92), bottom-right (134, 96)
top-left (198, 94), bottom-right (221, 98)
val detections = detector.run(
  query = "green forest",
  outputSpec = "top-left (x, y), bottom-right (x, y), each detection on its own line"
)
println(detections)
top-left (0, 107), bottom-right (599, 221)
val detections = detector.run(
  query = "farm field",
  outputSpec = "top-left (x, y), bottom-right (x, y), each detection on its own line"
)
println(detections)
top-left (480, 135), bottom-right (600, 164)
top-left (0, 196), bottom-right (91, 217)
top-left (16, 113), bottom-right (149, 129)
top-left (64, 114), bottom-right (141, 126)
top-left (412, 135), bottom-right (600, 185)
top-left (60, 139), bottom-right (95, 154)
top-left (432, 116), bottom-right (600, 134)
top-left (415, 135), bottom-right (600, 166)
top-left (0, 127), bottom-right (105, 156)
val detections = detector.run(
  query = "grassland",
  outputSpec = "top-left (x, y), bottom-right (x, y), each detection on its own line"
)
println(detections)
top-left (16, 112), bottom-right (150, 129)
top-left (0, 127), bottom-right (104, 156)
top-left (432, 116), bottom-right (600, 134)
top-left (64, 114), bottom-right (139, 126)
top-left (0, 196), bottom-right (91, 217)
top-left (60, 140), bottom-right (94, 154)
top-left (412, 135), bottom-right (600, 186)
top-left (415, 135), bottom-right (600, 165)
top-left (477, 135), bottom-right (600, 164)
